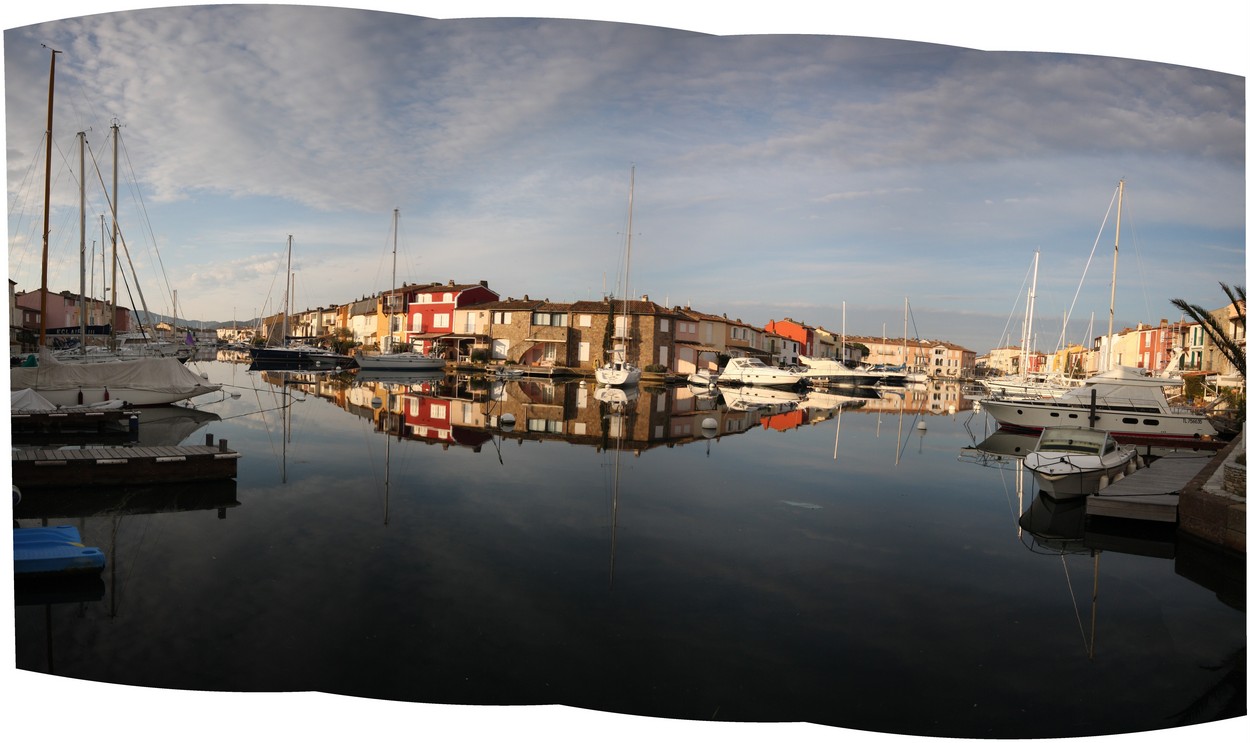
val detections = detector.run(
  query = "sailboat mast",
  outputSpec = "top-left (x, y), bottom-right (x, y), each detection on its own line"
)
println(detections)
top-left (1107, 179), bottom-right (1123, 349)
top-left (39, 46), bottom-right (61, 348)
top-left (623, 166), bottom-right (634, 350)
top-left (1023, 250), bottom-right (1038, 375)
top-left (390, 208), bottom-right (399, 350)
top-left (283, 235), bottom-right (293, 344)
top-left (78, 130), bottom-right (87, 351)
top-left (110, 120), bottom-right (120, 349)
top-left (903, 297), bottom-right (908, 373)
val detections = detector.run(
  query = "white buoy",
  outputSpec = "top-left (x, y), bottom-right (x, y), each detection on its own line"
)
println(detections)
top-left (501, 413), bottom-right (516, 426)
top-left (701, 417), bottom-right (717, 429)
top-left (917, 420), bottom-right (927, 430)
top-left (371, 396), bottom-right (383, 410)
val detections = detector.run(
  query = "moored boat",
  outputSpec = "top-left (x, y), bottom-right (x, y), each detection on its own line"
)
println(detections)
top-left (10, 349), bottom-right (221, 407)
top-left (14, 525), bottom-right (106, 578)
top-left (355, 350), bottom-right (444, 372)
top-left (1023, 426), bottom-right (1141, 499)
top-left (980, 366), bottom-right (1220, 442)
top-left (717, 356), bottom-right (804, 387)
top-left (794, 355), bottom-right (903, 387)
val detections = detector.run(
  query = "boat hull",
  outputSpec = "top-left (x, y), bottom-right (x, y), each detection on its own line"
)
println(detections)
top-left (249, 346), bottom-right (355, 370)
top-left (354, 352), bottom-right (446, 372)
top-left (10, 351), bottom-right (221, 407)
top-left (1024, 451), bottom-right (1137, 498)
top-left (14, 525), bottom-right (106, 577)
top-left (596, 363), bottom-right (641, 387)
top-left (980, 398), bottom-right (1217, 442)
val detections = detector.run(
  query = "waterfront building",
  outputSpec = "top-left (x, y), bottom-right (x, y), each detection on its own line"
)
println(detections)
top-left (566, 294), bottom-right (679, 374)
top-left (406, 280), bottom-right (498, 356)
top-left (14, 287), bottom-right (133, 341)
top-left (672, 307), bottom-right (730, 375)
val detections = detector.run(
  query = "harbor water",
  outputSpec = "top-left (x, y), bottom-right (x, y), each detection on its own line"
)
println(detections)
top-left (11, 359), bottom-right (1246, 739)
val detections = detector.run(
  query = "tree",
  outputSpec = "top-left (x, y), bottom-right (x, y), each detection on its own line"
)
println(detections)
top-left (1170, 283), bottom-right (1245, 379)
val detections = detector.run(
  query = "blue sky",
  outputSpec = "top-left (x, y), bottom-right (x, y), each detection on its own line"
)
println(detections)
top-left (4, 2), bottom-right (1245, 359)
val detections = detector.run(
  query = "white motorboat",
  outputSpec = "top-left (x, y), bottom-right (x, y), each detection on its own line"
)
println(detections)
top-left (794, 355), bottom-right (903, 387)
top-left (980, 365), bottom-right (1220, 442)
top-left (596, 360), bottom-right (642, 387)
top-left (687, 369), bottom-right (719, 387)
top-left (716, 356), bottom-right (805, 387)
top-left (718, 384), bottom-right (802, 412)
top-left (1024, 426), bottom-right (1141, 499)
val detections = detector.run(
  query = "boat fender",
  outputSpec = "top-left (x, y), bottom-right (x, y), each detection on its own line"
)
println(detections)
top-left (1096, 474), bottom-right (1109, 493)
top-left (1126, 458), bottom-right (1137, 474)
top-left (1112, 471), bottom-right (1125, 483)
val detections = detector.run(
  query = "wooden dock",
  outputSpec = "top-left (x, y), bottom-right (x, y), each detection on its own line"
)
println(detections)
top-left (11, 406), bottom-right (137, 436)
top-left (12, 434), bottom-right (240, 489)
top-left (1086, 451), bottom-right (1215, 523)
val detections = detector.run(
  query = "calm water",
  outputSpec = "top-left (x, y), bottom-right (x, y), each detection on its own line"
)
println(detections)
top-left (11, 359), bottom-right (1246, 739)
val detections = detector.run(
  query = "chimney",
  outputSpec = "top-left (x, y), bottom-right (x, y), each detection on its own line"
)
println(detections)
top-left (480, 280), bottom-right (488, 288)
top-left (640, 294), bottom-right (649, 303)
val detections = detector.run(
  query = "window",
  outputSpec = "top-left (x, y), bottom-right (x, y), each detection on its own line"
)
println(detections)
top-left (660, 318), bottom-right (669, 332)
top-left (493, 311), bottom-right (513, 325)
top-left (527, 418), bottom-right (564, 433)
top-left (579, 314), bottom-right (592, 327)
top-left (533, 312), bottom-right (567, 327)
top-left (433, 313), bottom-right (450, 328)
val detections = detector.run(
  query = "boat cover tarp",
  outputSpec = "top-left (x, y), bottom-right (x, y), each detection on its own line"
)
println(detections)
top-left (10, 388), bottom-right (59, 411)
top-left (9, 348), bottom-right (212, 394)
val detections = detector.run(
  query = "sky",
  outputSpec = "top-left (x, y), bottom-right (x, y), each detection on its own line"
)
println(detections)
top-left (2, 3), bottom-right (1247, 742)
top-left (4, 3), bottom-right (1246, 356)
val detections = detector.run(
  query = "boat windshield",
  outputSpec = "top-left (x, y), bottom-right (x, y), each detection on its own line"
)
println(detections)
top-left (1037, 428), bottom-right (1107, 454)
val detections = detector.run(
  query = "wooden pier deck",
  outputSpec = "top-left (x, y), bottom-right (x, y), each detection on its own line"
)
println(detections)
top-left (1086, 451), bottom-right (1216, 523)
top-left (12, 435), bottom-right (240, 489)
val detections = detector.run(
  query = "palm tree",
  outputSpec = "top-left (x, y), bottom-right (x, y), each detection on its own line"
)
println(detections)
top-left (1170, 283), bottom-right (1246, 379)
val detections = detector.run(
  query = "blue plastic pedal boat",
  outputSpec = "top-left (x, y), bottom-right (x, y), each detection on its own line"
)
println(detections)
top-left (14, 525), bottom-right (107, 577)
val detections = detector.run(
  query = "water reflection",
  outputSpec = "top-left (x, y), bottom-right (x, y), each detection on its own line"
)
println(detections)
top-left (245, 367), bottom-right (980, 459)
top-left (12, 361), bottom-right (1243, 737)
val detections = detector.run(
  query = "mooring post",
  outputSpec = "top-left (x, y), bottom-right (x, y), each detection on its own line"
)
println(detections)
top-left (218, 438), bottom-right (228, 452)
top-left (206, 433), bottom-right (215, 447)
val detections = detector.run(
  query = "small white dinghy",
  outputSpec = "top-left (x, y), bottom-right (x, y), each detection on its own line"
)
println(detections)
top-left (1023, 425), bottom-right (1141, 499)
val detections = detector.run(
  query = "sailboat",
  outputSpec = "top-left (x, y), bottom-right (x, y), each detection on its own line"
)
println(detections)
top-left (595, 167), bottom-right (643, 388)
top-left (249, 235), bottom-right (354, 370)
top-left (354, 209), bottom-right (446, 373)
top-left (984, 250), bottom-right (1078, 399)
top-left (10, 50), bottom-right (221, 407)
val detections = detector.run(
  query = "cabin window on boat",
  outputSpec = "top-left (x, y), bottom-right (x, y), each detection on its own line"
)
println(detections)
top-left (1123, 418), bottom-right (1139, 424)
top-left (1144, 419), bottom-right (1160, 426)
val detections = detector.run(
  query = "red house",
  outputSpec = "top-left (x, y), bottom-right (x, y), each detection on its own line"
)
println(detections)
top-left (405, 280), bottom-right (498, 354)
top-left (765, 318), bottom-right (816, 356)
